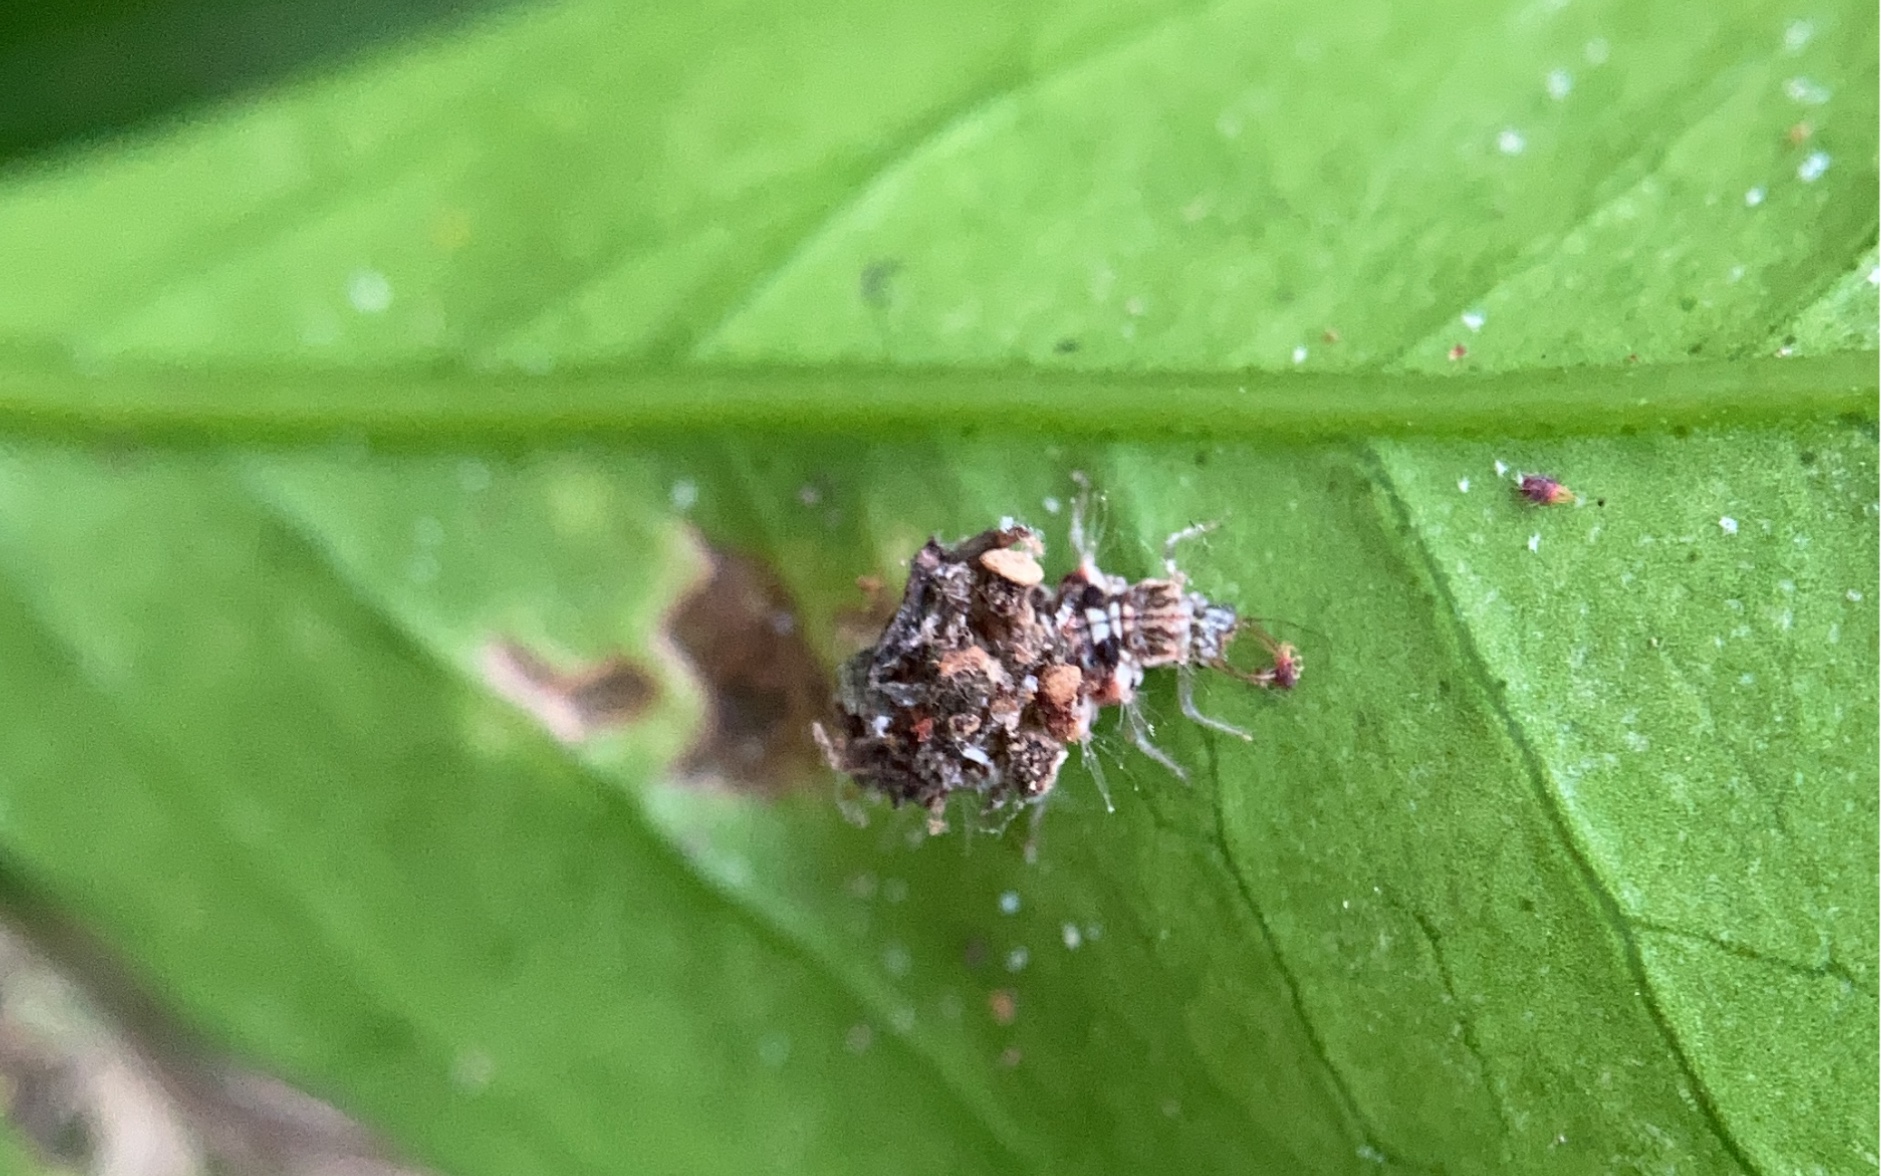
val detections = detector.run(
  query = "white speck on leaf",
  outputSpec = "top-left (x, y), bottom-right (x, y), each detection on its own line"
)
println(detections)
top-left (1497, 129), bottom-right (1527, 155)
top-left (1783, 77), bottom-right (1831, 105)
top-left (1528, 533), bottom-right (1541, 553)
top-left (1783, 19), bottom-right (1814, 52)
top-left (1545, 69), bottom-right (1573, 99)
top-left (1006, 946), bottom-right (1030, 972)
top-left (451, 1049), bottom-right (494, 1093)
top-left (1458, 477), bottom-right (1471, 493)
top-left (1494, 460), bottom-right (1509, 477)
top-left (1719, 516), bottom-right (1739, 535)
top-left (998, 891), bottom-right (1021, 915)
top-left (1062, 923), bottom-right (1082, 950)
top-left (346, 269), bottom-right (393, 314)
top-left (1461, 310), bottom-right (1486, 332)
top-left (1291, 344), bottom-right (1308, 364)
top-left (669, 479), bottom-right (698, 510)
top-left (882, 943), bottom-right (911, 976)
top-left (1797, 151), bottom-right (1831, 182)
top-left (1846, 589), bottom-right (1864, 602)
top-left (1042, 496), bottom-right (1062, 515)
top-left (1744, 187), bottom-right (1766, 207)
top-left (758, 1032), bottom-right (791, 1068)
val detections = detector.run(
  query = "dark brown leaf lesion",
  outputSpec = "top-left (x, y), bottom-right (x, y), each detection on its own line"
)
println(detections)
top-left (663, 540), bottom-right (832, 791)
top-left (479, 641), bottom-right (658, 744)
top-left (481, 529), bottom-right (832, 795)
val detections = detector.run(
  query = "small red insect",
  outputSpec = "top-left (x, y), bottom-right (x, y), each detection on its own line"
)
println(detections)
top-left (1516, 473), bottom-right (1576, 506)
top-left (1447, 343), bottom-right (1468, 361)
top-left (1248, 629), bottom-right (1303, 690)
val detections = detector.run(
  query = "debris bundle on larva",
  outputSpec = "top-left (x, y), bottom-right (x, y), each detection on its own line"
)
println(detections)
top-left (815, 497), bottom-right (1300, 829)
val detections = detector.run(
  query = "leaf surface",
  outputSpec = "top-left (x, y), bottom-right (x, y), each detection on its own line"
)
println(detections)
top-left (0, 0), bottom-right (1872, 1173)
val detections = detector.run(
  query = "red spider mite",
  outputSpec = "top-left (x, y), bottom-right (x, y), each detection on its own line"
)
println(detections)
top-left (1516, 473), bottom-right (1576, 506)
top-left (1248, 626), bottom-right (1303, 690)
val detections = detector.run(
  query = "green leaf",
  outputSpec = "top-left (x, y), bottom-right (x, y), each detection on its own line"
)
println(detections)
top-left (0, 0), bottom-right (1871, 1174)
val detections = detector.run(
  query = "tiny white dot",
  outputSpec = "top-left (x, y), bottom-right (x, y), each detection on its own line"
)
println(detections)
top-left (670, 479), bottom-right (698, 511)
top-left (1797, 151), bottom-right (1831, 183)
top-left (1866, 267), bottom-right (1880, 288)
top-left (1527, 533), bottom-right (1541, 553)
top-left (998, 891), bottom-right (1021, 916)
top-left (1744, 186), bottom-right (1766, 207)
top-left (758, 1032), bottom-right (791, 1068)
top-left (1496, 129), bottom-right (1527, 155)
top-left (1460, 310), bottom-right (1486, 332)
top-left (1783, 20), bottom-right (1814, 53)
top-left (1458, 477), bottom-right (1471, 493)
top-left (1846, 589), bottom-right (1864, 602)
top-left (1545, 69), bottom-right (1573, 100)
top-left (1719, 516), bottom-right (1739, 535)
top-left (882, 944), bottom-right (911, 977)
top-left (1291, 345), bottom-right (1308, 365)
top-left (1062, 923), bottom-right (1083, 950)
top-left (1493, 460), bottom-right (1509, 478)
top-left (1005, 947), bottom-right (1030, 972)
top-left (1783, 77), bottom-right (1831, 105)
top-left (346, 269), bottom-right (393, 314)
top-left (1042, 496), bottom-right (1062, 515)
